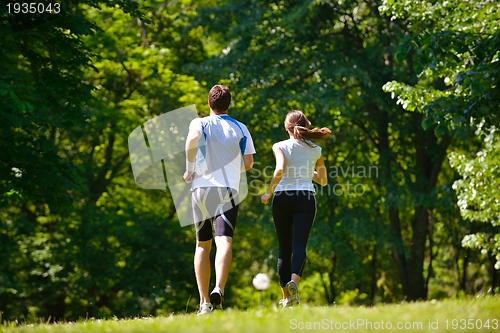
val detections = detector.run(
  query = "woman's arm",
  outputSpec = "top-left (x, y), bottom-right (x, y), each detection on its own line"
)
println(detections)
top-left (261, 144), bottom-right (286, 204)
top-left (312, 156), bottom-right (328, 186)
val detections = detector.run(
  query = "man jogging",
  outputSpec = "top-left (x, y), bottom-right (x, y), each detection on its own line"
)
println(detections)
top-left (183, 85), bottom-right (255, 315)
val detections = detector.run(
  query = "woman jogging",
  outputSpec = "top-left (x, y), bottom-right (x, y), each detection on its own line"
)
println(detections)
top-left (260, 110), bottom-right (330, 307)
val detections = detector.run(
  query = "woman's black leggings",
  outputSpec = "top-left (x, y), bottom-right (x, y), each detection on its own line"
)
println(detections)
top-left (272, 191), bottom-right (316, 287)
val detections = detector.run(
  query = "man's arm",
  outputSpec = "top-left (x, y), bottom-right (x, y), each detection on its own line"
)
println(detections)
top-left (242, 154), bottom-right (254, 171)
top-left (240, 124), bottom-right (256, 172)
top-left (183, 128), bottom-right (201, 183)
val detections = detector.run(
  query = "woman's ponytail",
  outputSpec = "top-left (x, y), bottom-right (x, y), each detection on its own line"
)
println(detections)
top-left (285, 111), bottom-right (331, 146)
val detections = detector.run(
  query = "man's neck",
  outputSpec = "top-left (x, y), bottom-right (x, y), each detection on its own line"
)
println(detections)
top-left (210, 109), bottom-right (228, 116)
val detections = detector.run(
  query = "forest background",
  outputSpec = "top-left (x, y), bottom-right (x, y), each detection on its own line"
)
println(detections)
top-left (1, 0), bottom-right (499, 322)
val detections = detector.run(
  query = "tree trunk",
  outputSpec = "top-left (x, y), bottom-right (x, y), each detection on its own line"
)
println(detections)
top-left (389, 207), bottom-right (409, 296)
top-left (322, 251), bottom-right (337, 305)
top-left (425, 214), bottom-right (435, 292)
top-left (490, 254), bottom-right (499, 293)
top-left (375, 108), bottom-right (410, 297)
top-left (370, 244), bottom-right (377, 304)
top-left (458, 247), bottom-right (470, 293)
top-left (407, 205), bottom-right (428, 300)
top-left (405, 116), bottom-right (452, 301)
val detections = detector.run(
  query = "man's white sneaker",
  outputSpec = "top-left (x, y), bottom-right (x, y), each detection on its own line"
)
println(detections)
top-left (197, 302), bottom-right (213, 315)
top-left (279, 298), bottom-right (289, 308)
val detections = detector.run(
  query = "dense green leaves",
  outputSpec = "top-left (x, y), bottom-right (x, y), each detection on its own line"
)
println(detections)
top-left (451, 127), bottom-right (500, 269)
top-left (191, 0), bottom-right (465, 302)
top-left (1, 0), bottom-right (499, 322)
top-left (381, 0), bottom-right (500, 133)
top-left (380, 0), bottom-right (500, 274)
top-left (1, 0), bottom-right (205, 321)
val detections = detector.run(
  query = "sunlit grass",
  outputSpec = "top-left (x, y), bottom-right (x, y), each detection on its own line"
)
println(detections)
top-left (2, 296), bottom-right (499, 332)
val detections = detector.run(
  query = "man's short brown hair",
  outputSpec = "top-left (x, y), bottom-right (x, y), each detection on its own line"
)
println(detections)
top-left (208, 85), bottom-right (231, 112)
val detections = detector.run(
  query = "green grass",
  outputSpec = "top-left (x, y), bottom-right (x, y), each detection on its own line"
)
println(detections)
top-left (2, 297), bottom-right (499, 333)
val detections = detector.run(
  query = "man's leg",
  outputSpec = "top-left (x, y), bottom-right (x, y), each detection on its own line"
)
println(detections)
top-left (214, 235), bottom-right (233, 293)
top-left (192, 187), bottom-right (216, 307)
top-left (194, 239), bottom-right (212, 305)
top-left (211, 189), bottom-right (238, 306)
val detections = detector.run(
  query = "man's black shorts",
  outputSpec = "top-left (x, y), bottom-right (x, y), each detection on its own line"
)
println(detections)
top-left (192, 187), bottom-right (239, 241)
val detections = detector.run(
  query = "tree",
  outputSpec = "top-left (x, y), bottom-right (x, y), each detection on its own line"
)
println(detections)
top-left (1, 0), bottom-right (142, 320)
top-left (60, 0), bottom-right (210, 318)
top-left (193, 0), bottom-right (460, 301)
top-left (451, 128), bottom-right (500, 277)
top-left (0, 0), bottom-right (212, 321)
top-left (380, 0), bottom-right (500, 284)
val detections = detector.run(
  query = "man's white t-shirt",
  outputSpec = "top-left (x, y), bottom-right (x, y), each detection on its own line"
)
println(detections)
top-left (189, 114), bottom-right (255, 192)
top-left (273, 138), bottom-right (321, 193)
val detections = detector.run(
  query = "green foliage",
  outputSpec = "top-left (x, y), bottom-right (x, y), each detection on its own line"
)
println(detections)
top-left (2, 0), bottom-right (499, 323)
top-left (381, 0), bottom-right (500, 134)
top-left (0, 0), bottom-right (128, 321)
top-left (1, 0), bottom-right (207, 321)
top-left (450, 127), bottom-right (500, 269)
top-left (193, 0), bottom-right (471, 303)
top-left (381, 0), bottom-right (500, 272)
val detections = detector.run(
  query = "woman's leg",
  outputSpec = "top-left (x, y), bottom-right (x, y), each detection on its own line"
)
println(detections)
top-left (291, 193), bottom-right (316, 282)
top-left (272, 192), bottom-right (294, 298)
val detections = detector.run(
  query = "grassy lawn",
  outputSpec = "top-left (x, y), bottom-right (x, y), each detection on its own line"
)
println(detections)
top-left (2, 297), bottom-right (499, 333)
